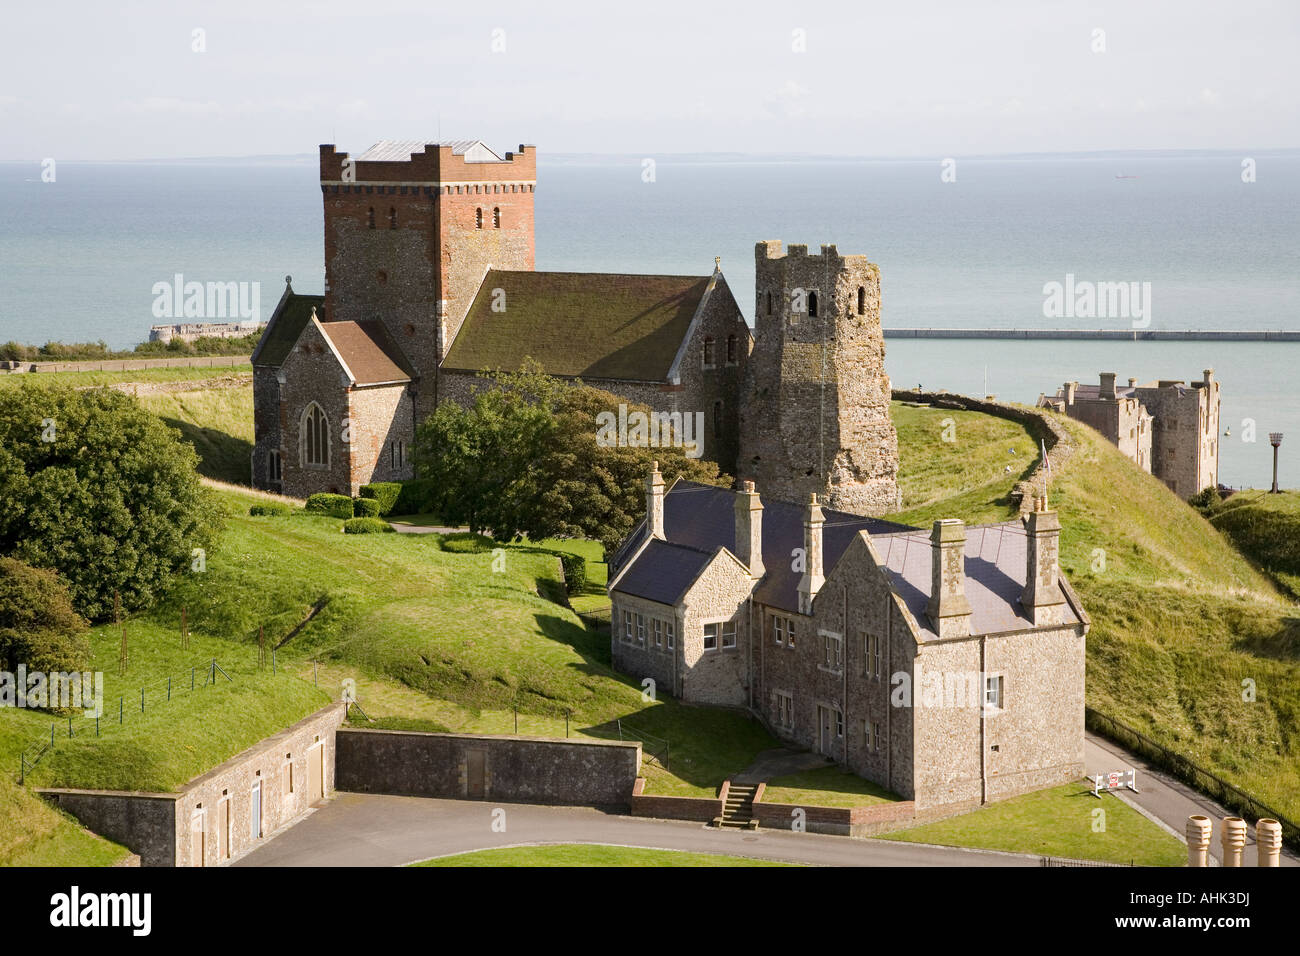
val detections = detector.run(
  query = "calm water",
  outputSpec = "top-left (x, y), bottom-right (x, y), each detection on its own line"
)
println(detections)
top-left (1, 153), bottom-right (1297, 486)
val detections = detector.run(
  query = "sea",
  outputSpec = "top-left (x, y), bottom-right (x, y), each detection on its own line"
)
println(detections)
top-left (1, 151), bottom-right (1297, 487)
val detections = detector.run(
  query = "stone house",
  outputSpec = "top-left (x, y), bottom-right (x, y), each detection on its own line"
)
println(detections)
top-left (607, 464), bottom-right (1090, 810)
top-left (1039, 369), bottom-right (1221, 498)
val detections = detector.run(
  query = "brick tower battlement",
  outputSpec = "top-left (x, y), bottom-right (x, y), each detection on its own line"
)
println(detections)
top-left (318, 141), bottom-right (536, 417)
top-left (738, 240), bottom-right (900, 515)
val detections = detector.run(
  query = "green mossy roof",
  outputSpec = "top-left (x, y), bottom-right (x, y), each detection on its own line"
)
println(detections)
top-left (252, 292), bottom-right (325, 367)
top-left (442, 270), bottom-right (711, 381)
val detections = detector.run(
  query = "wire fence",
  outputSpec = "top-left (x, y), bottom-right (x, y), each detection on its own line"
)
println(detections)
top-left (16, 658), bottom-right (238, 784)
top-left (1086, 707), bottom-right (1300, 851)
top-left (1040, 856), bottom-right (1133, 867)
top-left (616, 719), bottom-right (670, 771)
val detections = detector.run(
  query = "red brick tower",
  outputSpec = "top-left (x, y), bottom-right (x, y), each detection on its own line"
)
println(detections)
top-left (318, 140), bottom-right (536, 415)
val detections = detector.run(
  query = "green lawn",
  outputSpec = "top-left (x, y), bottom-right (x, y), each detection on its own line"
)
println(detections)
top-left (413, 844), bottom-right (795, 867)
top-left (880, 782), bottom-right (1186, 866)
top-left (0, 364), bottom-right (252, 389)
top-left (136, 383), bottom-right (255, 485)
top-left (761, 765), bottom-right (903, 808)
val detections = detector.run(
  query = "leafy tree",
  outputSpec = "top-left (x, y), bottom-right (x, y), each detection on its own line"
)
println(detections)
top-left (413, 363), bottom-right (727, 553)
top-left (0, 557), bottom-right (90, 675)
top-left (0, 386), bottom-right (222, 621)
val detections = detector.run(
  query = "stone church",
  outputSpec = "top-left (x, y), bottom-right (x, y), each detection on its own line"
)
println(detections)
top-left (251, 140), bottom-right (900, 517)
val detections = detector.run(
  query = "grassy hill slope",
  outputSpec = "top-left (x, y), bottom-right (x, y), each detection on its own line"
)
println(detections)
top-left (888, 402), bottom-right (1299, 822)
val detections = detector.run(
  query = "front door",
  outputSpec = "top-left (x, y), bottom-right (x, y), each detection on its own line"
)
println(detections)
top-left (466, 749), bottom-right (486, 799)
top-left (818, 706), bottom-right (834, 756)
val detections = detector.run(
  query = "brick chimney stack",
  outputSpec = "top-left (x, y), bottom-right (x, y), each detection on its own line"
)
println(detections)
top-left (797, 493), bottom-right (824, 614)
top-left (1064, 381), bottom-right (1078, 406)
top-left (1021, 495), bottom-right (1065, 625)
top-left (926, 519), bottom-right (972, 637)
top-left (734, 480), bottom-right (764, 580)
top-left (647, 461), bottom-right (665, 540)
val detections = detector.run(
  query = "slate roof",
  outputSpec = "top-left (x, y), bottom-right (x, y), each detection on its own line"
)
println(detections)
top-left (317, 320), bottom-right (415, 386)
top-left (611, 481), bottom-right (915, 613)
top-left (873, 526), bottom-right (1081, 640)
top-left (442, 270), bottom-right (713, 381)
top-left (611, 480), bottom-right (1081, 635)
top-left (252, 290), bottom-right (325, 367)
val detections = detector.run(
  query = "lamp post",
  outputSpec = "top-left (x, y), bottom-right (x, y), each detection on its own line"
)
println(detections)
top-left (1269, 433), bottom-right (1283, 493)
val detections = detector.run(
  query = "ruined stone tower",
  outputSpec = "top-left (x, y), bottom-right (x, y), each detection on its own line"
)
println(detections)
top-left (737, 241), bottom-right (900, 515)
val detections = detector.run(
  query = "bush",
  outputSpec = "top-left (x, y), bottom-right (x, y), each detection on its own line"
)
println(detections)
top-left (557, 551), bottom-right (587, 594)
top-left (1188, 486), bottom-right (1222, 512)
top-left (0, 386), bottom-right (221, 620)
top-left (359, 482), bottom-right (402, 516)
top-left (353, 497), bottom-right (381, 518)
top-left (342, 517), bottom-right (395, 534)
top-left (440, 532), bottom-right (495, 554)
top-left (0, 557), bottom-right (90, 676)
top-left (393, 478), bottom-right (439, 516)
top-left (1210, 506), bottom-right (1300, 576)
top-left (305, 493), bottom-right (354, 519)
top-left (249, 503), bottom-right (292, 517)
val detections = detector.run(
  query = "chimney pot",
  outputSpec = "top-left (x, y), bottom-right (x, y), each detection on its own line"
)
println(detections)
top-left (646, 462), bottom-right (666, 540)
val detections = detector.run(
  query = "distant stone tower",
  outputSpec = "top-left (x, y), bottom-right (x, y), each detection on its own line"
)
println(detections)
top-left (738, 241), bottom-right (900, 515)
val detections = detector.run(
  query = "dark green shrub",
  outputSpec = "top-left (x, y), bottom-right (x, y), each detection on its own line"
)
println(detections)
top-left (249, 503), bottom-right (292, 517)
top-left (440, 532), bottom-right (495, 554)
top-left (342, 517), bottom-right (395, 534)
top-left (393, 478), bottom-right (439, 516)
top-left (1188, 486), bottom-right (1222, 512)
top-left (557, 551), bottom-right (587, 593)
top-left (353, 497), bottom-right (381, 518)
top-left (359, 482), bottom-right (402, 515)
top-left (305, 493), bottom-right (354, 519)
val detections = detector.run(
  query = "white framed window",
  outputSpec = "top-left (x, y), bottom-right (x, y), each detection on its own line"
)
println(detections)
top-left (636, 614), bottom-right (646, 646)
top-left (703, 623), bottom-right (719, 651)
top-left (775, 691), bottom-right (794, 728)
top-left (820, 631), bottom-right (843, 673)
top-left (653, 619), bottom-right (663, 649)
top-left (666, 620), bottom-right (675, 650)
top-left (773, 617), bottom-right (785, 645)
top-left (984, 674), bottom-right (1004, 711)
top-left (721, 621), bottom-right (736, 649)
top-left (865, 720), bottom-right (881, 751)
top-left (863, 631), bottom-right (881, 678)
top-left (623, 610), bottom-right (634, 644)
top-left (391, 439), bottom-right (406, 469)
top-left (786, 619), bottom-right (796, 648)
top-left (835, 710), bottom-right (844, 738)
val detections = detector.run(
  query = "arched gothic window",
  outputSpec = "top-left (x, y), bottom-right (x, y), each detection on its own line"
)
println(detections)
top-left (858, 286), bottom-right (866, 315)
top-left (493, 206), bottom-right (501, 228)
top-left (303, 403), bottom-right (329, 468)
top-left (476, 208), bottom-right (483, 229)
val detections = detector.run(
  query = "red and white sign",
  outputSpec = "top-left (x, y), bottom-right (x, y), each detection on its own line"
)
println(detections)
top-left (1091, 768), bottom-right (1138, 798)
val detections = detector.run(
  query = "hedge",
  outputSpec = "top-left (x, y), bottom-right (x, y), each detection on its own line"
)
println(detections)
top-left (305, 493), bottom-right (354, 519)
top-left (556, 552), bottom-right (587, 594)
top-left (248, 503), bottom-right (292, 517)
top-left (358, 482), bottom-right (402, 516)
top-left (353, 497), bottom-right (382, 518)
top-left (440, 532), bottom-right (495, 554)
top-left (393, 478), bottom-right (439, 516)
top-left (342, 517), bottom-right (395, 534)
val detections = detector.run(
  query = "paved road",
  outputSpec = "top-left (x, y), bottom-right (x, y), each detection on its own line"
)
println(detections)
top-left (1084, 732), bottom-right (1298, 867)
top-left (236, 793), bottom-right (1039, 868)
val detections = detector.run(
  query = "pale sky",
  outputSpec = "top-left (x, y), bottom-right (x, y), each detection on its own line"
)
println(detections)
top-left (1, 0), bottom-right (1297, 160)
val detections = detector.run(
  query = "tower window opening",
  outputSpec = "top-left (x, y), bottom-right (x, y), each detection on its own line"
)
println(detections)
top-left (703, 336), bottom-right (715, 368)
top-left (367, 207), bottom-right (375, 229)
top-left (493, 206), bottom-right (501, 228)
top-left (808, 291), bottom-right (818, 317)
top-left (766, 291), bottom-right (772, 315)
top-left (726, 333), bottom-right (738, 365)
top-left (388, 207), bottom-right (396, 229)
top-left (857, 286), bottom-right (866, 315)
top-left (476, 208), bottom-right (483, 229)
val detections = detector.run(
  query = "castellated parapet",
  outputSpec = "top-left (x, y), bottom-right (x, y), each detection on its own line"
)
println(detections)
top-left (737, 240), bottom-right (900, 515)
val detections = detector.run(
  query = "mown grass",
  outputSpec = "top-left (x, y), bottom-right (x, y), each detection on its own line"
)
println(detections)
top-left (0, 364), bottom-right (252, 389)
top-left (413, 844), bottom-right (795, 867)
top-left (761, 765), bottom-right (902, 808)
top-left (880, 782), bottom-right (1186, 866)
top-left (885, 402), bottom-right (1300, 825)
